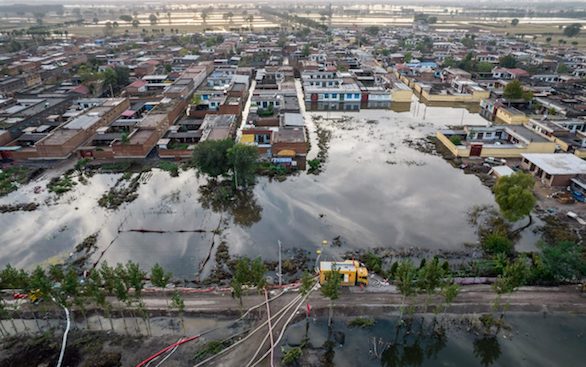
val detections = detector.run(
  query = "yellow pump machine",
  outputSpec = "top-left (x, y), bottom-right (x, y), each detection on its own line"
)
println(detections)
top-left (319, 260), bottom-right (368, 286)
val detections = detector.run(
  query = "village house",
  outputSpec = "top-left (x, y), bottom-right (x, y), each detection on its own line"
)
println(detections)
top-left (436, 125), bottom-right (556, 158)
top-left (521, 153), bottom-right (586, 187)
top-left (5, 98), bottom-right (129, 160)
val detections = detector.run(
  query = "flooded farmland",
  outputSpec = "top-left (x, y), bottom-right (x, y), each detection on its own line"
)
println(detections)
top-left (281, 313), bottom-right (586, 367)
top-left (0, 103), bottom-right (537, 279)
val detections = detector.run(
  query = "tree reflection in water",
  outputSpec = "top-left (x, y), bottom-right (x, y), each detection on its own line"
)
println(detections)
top-left (380, 317), bottom-right (448, 367)
top-left (198, 180), bottom-right (262, 227)
top-left (473, 336), bottom-right (501, 367)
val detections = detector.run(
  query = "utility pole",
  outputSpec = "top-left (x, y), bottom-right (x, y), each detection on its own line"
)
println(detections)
top-left (277, 240), bottom-right (282, 286)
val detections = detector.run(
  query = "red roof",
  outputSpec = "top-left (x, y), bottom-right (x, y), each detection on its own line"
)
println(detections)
top-left (128, 80), bottom-right (147, 88)
top-left (506, 68), bottom-right (529, 76)
top-left (121, 109), bottom-right (136, 117)
top-left (69, 84), bottom-right (89, 95)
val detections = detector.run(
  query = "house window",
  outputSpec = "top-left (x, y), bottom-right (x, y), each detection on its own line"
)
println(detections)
top-left (324, 93), bottom-right (329, 99)
top-left (332, 93), bottom-right (337, 99)
top-left (495, 131), bottom-right (502, 139)
top-left (354, 93), bottom-right (360, 99)
top-left (346, 93), bottom-right (352, 99)
top-left (255, 134), bottom-right (270, 144)
top-left (477, 132), bottom-right (484, 139)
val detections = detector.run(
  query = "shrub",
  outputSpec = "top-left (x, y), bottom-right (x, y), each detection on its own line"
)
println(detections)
top-left (482, 233), bottom-right (513, 256)
top-left (158, 161), bottom-right (179, 177)
top-left (449, 135), bottom-right (462, 145)
top-left (282, 347), bottom-right (302, 365)
top-left (363, 253), bottom-right (383, 275)
top-left (47, 175), bottom-right (77, 194)
top-left (348, 317), bottom-right (375, 328)
top-left (307, 159), bottom-right (321, 174)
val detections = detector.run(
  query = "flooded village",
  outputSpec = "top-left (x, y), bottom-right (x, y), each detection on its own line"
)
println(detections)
top-left (0, 1), bottom-right (586, 366)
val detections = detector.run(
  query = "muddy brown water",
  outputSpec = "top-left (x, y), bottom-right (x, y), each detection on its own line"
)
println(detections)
top-left (0, 103), bottom-right (541, 279)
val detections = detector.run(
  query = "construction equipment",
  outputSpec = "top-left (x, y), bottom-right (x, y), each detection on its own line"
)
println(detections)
top-left (319, 260), bottom-right (368, 286)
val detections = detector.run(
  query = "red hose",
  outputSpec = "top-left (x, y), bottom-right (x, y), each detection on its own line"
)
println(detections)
top-left (135, 335), bottom-right (200, 367)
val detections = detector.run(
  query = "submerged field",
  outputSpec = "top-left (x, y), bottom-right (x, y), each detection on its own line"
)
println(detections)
top-left (0, 101), bottom-right (543, 280)
top-left (281, 313), bottom-right (586, 367)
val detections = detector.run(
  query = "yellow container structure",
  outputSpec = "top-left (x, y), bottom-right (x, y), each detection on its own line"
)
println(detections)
top-left (319, 260), bottom-right (369, 286)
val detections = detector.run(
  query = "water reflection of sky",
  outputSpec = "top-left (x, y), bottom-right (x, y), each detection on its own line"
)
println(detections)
top-left (0, 106), bottom-right (540, 279)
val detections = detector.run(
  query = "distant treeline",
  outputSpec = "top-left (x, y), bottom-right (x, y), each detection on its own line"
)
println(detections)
top-left (261, 7), bottom-right (328, 32)
top-left (0, 4), bottom-right (64, 15)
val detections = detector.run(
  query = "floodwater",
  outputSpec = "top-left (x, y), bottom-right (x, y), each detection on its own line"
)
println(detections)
top-left (0, 102), bottom-right (539, 279)
top-left (0, 313), bottom-right (242, 338)
top-left (281, 313), bottom-right (586, 367)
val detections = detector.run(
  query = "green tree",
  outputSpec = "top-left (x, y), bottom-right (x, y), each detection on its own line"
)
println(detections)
top-left (231, 257), bottom-right (267, 307)
top-left (511, 18), bottom-right (519, 27)
top-left (302, 44), bottom-right (310, 57)
top-left (417, 257), bottom-right (448, 311)
top-left (441, 283), bottom-right (460, 311)
top-left (101, 68), bottom-right (117, 96)
top-left (120, 132), bottom-right (130, 144)
top-left (365, 26), bottom-right (380, 36)
top-left (0, 264), bottom-right (29, 289)
top-left (29, 266), bottom-right (52, 297)
top-left (132, 19), bottom-right (140, 28)
top-left (503, 80), bottom-right (523, 99)
top-left (443, 56), bottom-right (456, 68)
top-left (151, 263), bottom-right (172, 288)
top-left (125, 261), bottom-right (146, 298)
top-left (493, 172), bottom-right (536, 224)
top-left (499, 55), bottom-right (517, 68)
top-left (149, 14), bottom-right (158, 25)
top-left (119, 15), bottom-right (133, 23)
top-left (538, 241), bottom-right (586, 283)
top-left (228, 143), bottom-right (259, 188)
top-left (320, 266), bottom-right (340, 327)
top-left (395, 260), bottom-right (417, 320)
top-left (494, 257), bottom-right (527, 295)
top-left (201, 10), bottom-right (209, 30)
top-left (563, 23), bottom-right (582, 38)
top-left (171, 290), bottom-right (185, 331)
top-left (476, 62), bottom-right (494, 73)
top-left (300, 270), bottom-right (315, 296)
top-left (557, 63), bottom-right (570, 74)
top-left (404, 51), bottom-right (413, 63)
top-left (192, 139), bottom-right (235, 178)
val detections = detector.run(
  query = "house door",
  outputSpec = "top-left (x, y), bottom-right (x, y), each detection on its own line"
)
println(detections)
top-left (470, 144), bottom-right (482, 157)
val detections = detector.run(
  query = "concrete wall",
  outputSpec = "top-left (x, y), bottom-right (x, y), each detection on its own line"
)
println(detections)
top-left (495, 108), bottom-right (529, 125)
top-left (420, 88), bottom-right (489, 103)
top-left (391, 88), bottom-right (413, 103)
top-left (436, 131), bottom-right (556, 158)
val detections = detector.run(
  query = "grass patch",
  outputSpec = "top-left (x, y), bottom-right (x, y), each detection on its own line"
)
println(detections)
top-left (0, 166), bottom-right (30, 196)
top-left (47, 174), bottom-right (77, 194)
top-left (348, 317), bottom-right (375, 328)
top-left (158, 161), bottom-right (179, 177)
top-left (281, 347), bottom-right (303, 365)
top-left (193, 340), bottom-right (230, 362)
top-left (98, 174), bottom-right (141, 209)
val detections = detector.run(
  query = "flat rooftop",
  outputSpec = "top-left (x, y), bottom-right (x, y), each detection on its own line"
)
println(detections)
top-left (506, 125), bottom-right (550, 143)
top-left (38, 129), bottom-right (80, 146)
top-left (522, 153), bottom-right (586, 175)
